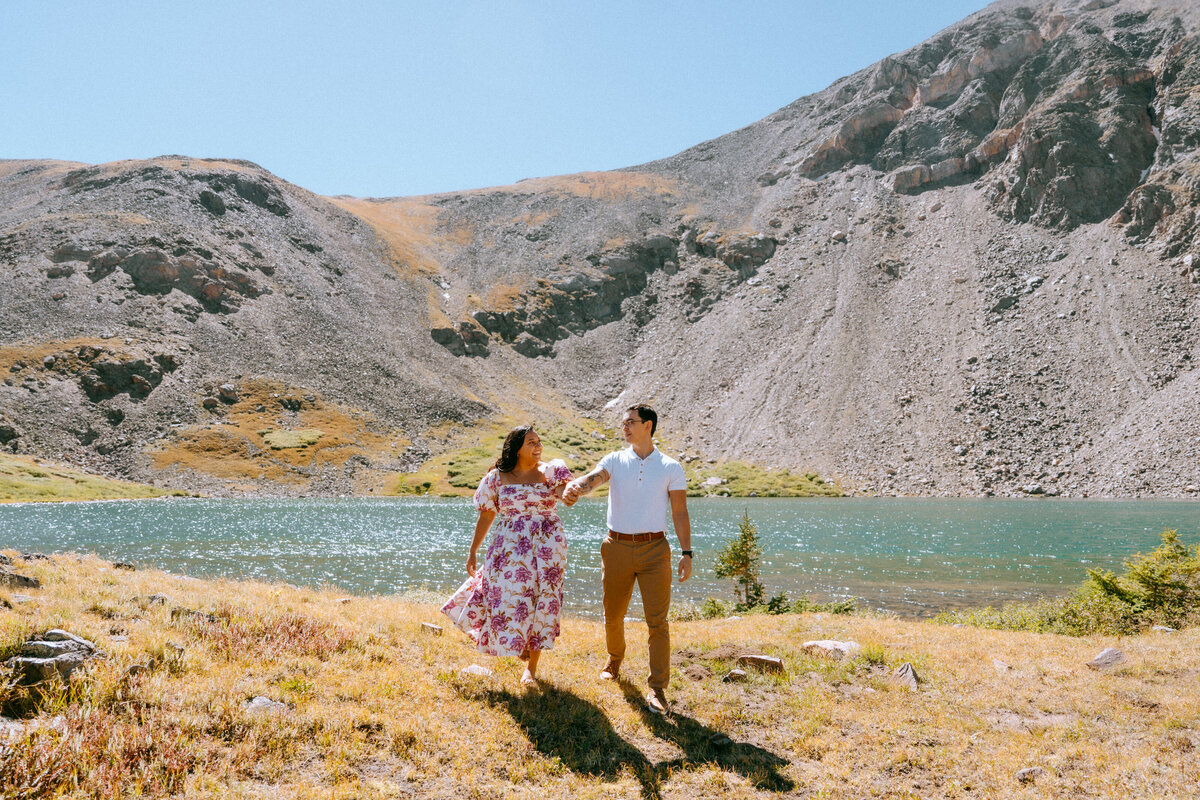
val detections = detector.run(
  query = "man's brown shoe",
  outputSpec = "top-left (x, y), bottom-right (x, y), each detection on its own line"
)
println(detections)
top-left (599, 663), bottom-right (619, 681)
top-left (646, 689), bottom-right (668, 715)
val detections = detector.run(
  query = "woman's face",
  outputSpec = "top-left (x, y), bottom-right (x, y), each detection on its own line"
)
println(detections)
top-left (518, 429), bottom-right (542, 463)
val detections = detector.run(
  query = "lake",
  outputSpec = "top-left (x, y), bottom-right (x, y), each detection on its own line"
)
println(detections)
top-left (3, 497), bottom-right (1198, 617)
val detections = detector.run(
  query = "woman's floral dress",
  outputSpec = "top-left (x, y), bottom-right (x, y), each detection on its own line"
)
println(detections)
top-left (441, 459), bottom-right (573, 657)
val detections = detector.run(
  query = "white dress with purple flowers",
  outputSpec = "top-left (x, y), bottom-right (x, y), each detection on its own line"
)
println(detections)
top-left (441, 459), bottom-right (573, 657)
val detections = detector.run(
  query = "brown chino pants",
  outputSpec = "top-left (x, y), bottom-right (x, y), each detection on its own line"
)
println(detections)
top-left (600, 534), bottom-right (671, 689)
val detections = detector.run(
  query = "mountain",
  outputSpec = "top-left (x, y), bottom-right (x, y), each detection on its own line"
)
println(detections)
top-left (3, 0), bottom-right (1199, 498)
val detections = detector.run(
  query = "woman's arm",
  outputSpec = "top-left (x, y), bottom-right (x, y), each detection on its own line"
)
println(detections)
top-left (466, 509), bottom-right (497, 576)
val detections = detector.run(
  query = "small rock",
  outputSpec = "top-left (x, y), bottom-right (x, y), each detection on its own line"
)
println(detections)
top-left (831, 230), bottom-right (846, 242)
top-left (0, 569), bottom-right (41, 589)
top-left (993, 659), bottom-right (1011, 673)
top-left (929, 201), bottom-right (943, 213)
top-left (0, 716), bottom-right (26, 744)
top-left (145, 593), bottom-right (171, 606)
top-left (10, 594), bottom-right (35, 604)
top-left (112, 561), bottom-right (136, 571)
top-left (125, 663), bottom-right (150, 678)
top-left (336, 597), bottom-right (352, 605)
top-left (202, 397), bottom-right (219, 410)
top-left (0, 554), bottom-right (10, 566)
top-left (1087, 647), bottom-right (1126, 670)
top-left (21, 553), bottom-right (51, 561)
top-left (1016, 766), bottom-right (1044, 784)
top-left (1151, 625), bottom-right (1176, 633)
top-left (802, 640), bottom-right (862, 659)
top-left (421, 622), bottom-right (443, 636)
top-left (722, 669), bottom-right (747, 683)
top-left (1022, 483), bottom-right (1045, 495)
top-left (709, 733), bottom-right (734, 747)
top-left (7, 653), bottom-right (87, 685)
top-left (218, 383), bottom-right (238, 403)
top-left (245, 696), bottom-right (288, 715)
top-left (737, 654), bottom-right (784, 673)
top-left (20, 638), bottom-right (94, 659)
top-left (42, 356), bottom-right (56, 368)
top-left (891, 662), bottom-right (920, 691)
top-left (460, 664), bottom-right (493, 678)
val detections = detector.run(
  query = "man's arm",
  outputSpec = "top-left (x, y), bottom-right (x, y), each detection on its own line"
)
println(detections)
top-left (669, 489), bottom-right (692, 582)
top-left (562, 467), bottom-right (609, 506)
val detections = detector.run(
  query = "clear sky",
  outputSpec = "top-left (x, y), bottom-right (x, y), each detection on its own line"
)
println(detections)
top-left (2, 1), bottom-right (993, 198)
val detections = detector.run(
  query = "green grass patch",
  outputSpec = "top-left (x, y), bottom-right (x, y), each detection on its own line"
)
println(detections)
top-left (258, 429), bottom-right (324, 450)
top-left (390, 421), bottom-right (841, 498)
top-left (0, 453), bottom-right (175, 503)
top-left (391, 420), bottom-right (615, 496)
top-left (686, 461), bottom-right (842, 498)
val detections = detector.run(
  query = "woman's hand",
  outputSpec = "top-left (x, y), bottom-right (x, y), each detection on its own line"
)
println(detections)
top-left (466, 552), bottom-right (477, 577)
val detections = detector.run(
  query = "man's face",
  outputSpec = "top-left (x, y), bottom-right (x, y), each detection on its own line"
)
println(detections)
top-left (621, 411), bottom-right (650, 443)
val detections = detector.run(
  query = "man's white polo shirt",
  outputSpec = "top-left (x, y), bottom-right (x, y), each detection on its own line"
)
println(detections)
top-left (598, 446), bottom-right (687, 534)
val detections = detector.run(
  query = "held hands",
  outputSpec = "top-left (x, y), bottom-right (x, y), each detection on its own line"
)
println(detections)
top-left (678, 554), bottom-right (692, 582)
top-left (561, 480), bottom-right (581, 506)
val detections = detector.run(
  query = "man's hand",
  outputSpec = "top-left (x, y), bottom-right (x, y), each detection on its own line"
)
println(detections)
top-left (562, 469), bottom-right (608, 507)
top-left (677, 554), bottom-right (691, 582)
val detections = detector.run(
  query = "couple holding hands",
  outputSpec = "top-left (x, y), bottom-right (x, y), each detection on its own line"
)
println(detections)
top-left (441, 404), bottom-right (692, 714)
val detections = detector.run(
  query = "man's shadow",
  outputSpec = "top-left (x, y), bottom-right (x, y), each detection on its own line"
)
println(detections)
top-left (480, 684), bottom-right (665, 798)
top-left (476, 682), bottom-right (793, 800)
top-left (616, 678), bottom-right (794, 793)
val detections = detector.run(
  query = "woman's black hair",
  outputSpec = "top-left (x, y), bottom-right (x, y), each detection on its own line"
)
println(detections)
top-left (492, 424), bottom-right (533, 472)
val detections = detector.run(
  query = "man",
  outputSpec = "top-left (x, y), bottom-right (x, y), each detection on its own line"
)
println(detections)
top-left (563, 404), bottom-right (692, 714)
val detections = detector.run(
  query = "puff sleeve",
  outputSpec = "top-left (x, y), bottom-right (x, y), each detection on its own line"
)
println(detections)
top-left (541, 458), bottom-right (574, 487)
top-left (474, 469), bottom-right (499, 513)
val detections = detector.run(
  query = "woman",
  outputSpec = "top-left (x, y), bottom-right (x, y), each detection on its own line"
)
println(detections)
top-left (441, 425), bottom-right (573, 688)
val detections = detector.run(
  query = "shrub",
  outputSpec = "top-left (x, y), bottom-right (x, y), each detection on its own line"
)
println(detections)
top-left (700, 598), bottom-right (729, 619)
top-left (939, 530), bottom-right (1200, 636)
top-left (766, 593), bottom-right (791, 615)
top-left (714, 510), bottom-right (765, 608)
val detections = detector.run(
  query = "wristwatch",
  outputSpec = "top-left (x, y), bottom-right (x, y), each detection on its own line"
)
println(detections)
top-left (681, 550), bottom-right (693, 557)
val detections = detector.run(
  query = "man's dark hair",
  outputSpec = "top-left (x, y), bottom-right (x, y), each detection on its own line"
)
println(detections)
top-left (626, 404), bottom-right (657, 436)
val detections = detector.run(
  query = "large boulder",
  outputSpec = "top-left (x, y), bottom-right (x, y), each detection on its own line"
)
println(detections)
top-left (5, 629), bottom-right (101, 686)
top-left (0, 568), bottom-right (40, 589)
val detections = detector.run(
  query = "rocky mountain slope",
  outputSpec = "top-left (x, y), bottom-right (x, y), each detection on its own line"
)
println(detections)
top-left (3, 0), bottom-right (1200, 498)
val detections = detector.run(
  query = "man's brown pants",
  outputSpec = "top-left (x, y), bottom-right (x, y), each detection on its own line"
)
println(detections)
top-left (600, 534), bottom-right (671, 689)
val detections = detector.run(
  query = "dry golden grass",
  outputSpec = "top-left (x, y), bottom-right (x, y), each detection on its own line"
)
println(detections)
top-left (2, 554), bottom-right (1195, 798)
top-left (461, 171), bottom-right (684, 203)
top-left (149, 379), bottom-right (408, 494)
top-left (0, 337), bottom-right (121, 374)
top-left (328, 197), bottom-right (473, 276)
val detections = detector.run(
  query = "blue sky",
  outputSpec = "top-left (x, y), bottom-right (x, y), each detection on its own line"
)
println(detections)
top-left (2, 1), bottom-right (992, 198)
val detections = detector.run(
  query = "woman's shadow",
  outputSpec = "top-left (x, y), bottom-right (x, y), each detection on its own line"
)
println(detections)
top-left (478, 681), bottom-right (793, 800)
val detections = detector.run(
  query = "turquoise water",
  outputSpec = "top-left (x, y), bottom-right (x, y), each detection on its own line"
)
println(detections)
top-left (2, 497), bottom-right (1198, 616)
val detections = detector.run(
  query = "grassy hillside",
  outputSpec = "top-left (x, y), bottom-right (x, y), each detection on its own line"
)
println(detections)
top-left (1, 553), bottom-right (1195, 798)
top-left (0, 453), bottom-right (179, 503)
top-left (390, 418), bottom-right (842, 499)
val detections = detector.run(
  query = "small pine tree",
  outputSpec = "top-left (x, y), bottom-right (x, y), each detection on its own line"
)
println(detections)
top-left (714, 509), bottom-right (765, 608)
